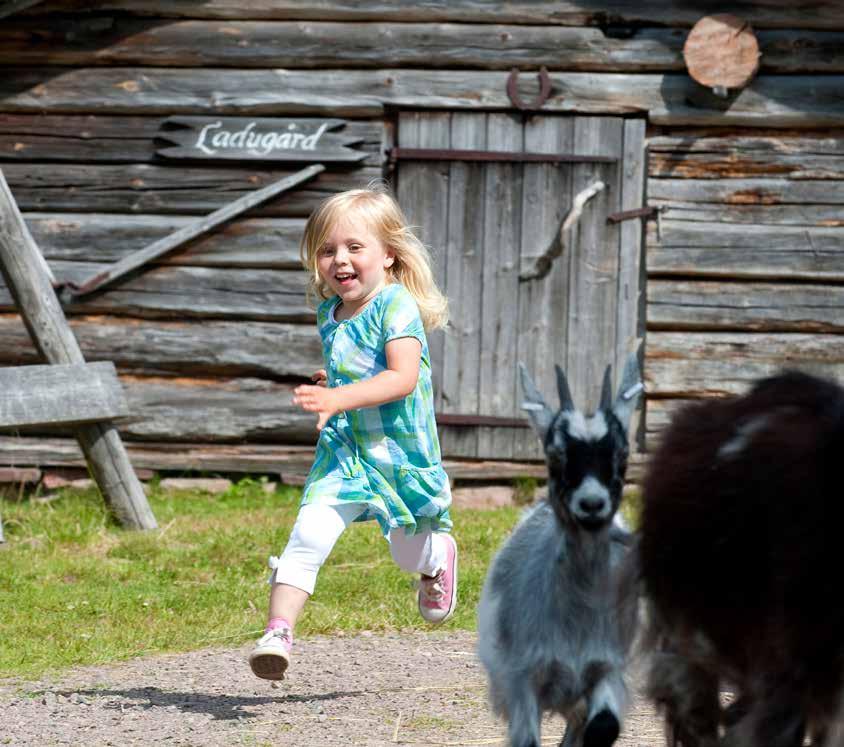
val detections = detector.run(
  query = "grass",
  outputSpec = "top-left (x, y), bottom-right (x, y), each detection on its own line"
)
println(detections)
top-left (0, 478), bottom-right (521, 680)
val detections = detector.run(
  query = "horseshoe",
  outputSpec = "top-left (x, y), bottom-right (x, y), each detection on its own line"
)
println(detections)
top-left (507, 66), bottom-right (552, 111)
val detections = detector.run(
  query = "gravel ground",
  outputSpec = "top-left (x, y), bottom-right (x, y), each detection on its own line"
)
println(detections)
top-left (0, 630), bottom-right (663, 746)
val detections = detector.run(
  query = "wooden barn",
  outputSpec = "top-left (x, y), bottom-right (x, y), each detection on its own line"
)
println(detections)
top-left (0, 1), bottom-right (842, 491)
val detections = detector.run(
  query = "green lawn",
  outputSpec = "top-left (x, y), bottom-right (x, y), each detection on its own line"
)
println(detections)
top-left (0, 479), bottom-right (521, 680)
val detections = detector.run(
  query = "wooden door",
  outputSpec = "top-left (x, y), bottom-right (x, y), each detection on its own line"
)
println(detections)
top-left (396, 112), bottom-right (645, 460)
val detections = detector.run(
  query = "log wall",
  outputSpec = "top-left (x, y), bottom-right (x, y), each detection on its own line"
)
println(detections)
top-left (645, 127), bottom-right (844, 444)
top-left (0, 0), bottom-right (842, 480)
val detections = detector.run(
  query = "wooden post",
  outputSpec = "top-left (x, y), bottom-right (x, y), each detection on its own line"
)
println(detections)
top-left (0, 169), bottom-right (157, 530)
top-left (0, 362), bottom-right (129, 429)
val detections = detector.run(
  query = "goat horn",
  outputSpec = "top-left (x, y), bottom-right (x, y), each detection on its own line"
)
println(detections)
top-left (599, 364), bottom-right (613, 411)
top-left (555, 365), bottom-right (574, 412)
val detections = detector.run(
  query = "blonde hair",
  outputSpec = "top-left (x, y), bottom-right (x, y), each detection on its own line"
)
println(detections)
top-left (300, 182), bottom-right (449, 330)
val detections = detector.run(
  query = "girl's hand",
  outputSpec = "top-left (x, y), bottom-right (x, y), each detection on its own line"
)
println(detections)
top-left (311, 369), bottom-right (327, 387)
top-left (293, 384), bottom-right (339, 431)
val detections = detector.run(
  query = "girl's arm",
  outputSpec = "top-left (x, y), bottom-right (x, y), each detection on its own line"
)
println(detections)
top-left (293, 337), bottom-right (422, 430)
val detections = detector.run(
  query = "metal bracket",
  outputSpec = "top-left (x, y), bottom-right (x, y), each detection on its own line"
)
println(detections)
top-left (507, 66), bottom-right (552, 111)
top-left (606, 206), bottom-right (660, 224)
top-left (607, 205), bottom-right (665, 240)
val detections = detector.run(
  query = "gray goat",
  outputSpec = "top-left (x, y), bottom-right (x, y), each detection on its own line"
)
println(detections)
top-left (477, 355), bottom-right (643, 747)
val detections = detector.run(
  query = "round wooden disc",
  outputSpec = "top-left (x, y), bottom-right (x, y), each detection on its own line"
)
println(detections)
top-left (683, 14), bottom-right (760, 90)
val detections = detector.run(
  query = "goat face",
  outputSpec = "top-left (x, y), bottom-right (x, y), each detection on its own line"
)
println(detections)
top-left (519, 354), bottom-right (642, 532)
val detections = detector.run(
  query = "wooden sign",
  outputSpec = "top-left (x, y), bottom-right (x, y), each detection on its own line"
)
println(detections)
top-left (156, 117), bottom-right (367, 163)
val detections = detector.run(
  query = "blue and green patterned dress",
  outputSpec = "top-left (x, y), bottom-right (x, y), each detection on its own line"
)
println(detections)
top-left (300, 282), bottom-right (452, 537)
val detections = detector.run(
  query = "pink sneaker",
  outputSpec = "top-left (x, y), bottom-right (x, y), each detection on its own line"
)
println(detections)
top-left (249, 626), bottom-right (292, 680)
top-left (418, 533), bottom-right (458, 624)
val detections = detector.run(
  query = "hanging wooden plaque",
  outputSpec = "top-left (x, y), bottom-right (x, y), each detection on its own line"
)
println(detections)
top-left (156, 117), bottom-right (367, 163)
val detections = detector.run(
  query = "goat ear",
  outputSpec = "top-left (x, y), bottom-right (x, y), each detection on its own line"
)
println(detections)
top-left (554, 364), bottom-right (574, 412)
top-left (599, 364), bottom-right (613, 412)
top-left (519, 362), bottom-right (555, 439)
top-left (612, 351), bottom-right (644, 432)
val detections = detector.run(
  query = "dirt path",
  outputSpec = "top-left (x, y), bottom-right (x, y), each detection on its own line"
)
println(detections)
top-left (0, 630), bottom-right (662, 746)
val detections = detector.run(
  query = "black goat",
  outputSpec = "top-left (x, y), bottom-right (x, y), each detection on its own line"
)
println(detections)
top-left (639, 370), bottom-right (844, 746)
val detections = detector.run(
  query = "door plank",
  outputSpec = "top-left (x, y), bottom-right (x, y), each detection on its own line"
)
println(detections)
top-left (477, 112), bottom-right (523, 459)
top-left (566, 116), bottom-right (623, 412)
top-left (513, 116), bottom-right (575, 460)
top-left (396, 111), bottom-right (450, 414)
top-left (440, 112), bottom-right (487, 458)
top-left (617, 118), bottom-right (647, 447)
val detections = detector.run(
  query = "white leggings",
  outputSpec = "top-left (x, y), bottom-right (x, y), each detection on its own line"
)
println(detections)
top-left (270, 502), bottom-right (448, 595)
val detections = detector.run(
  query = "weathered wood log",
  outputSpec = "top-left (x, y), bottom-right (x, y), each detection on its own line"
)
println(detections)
top-left (1, 19), bottom-right (842, 73)
top-left (0, 435), bottom-right (317, 476)
top-left (0, 433), bottom-right (555, 482)
top-left (648, 130), bottom-right (844, 199)
top-left (683, 14), bottom-right (760, 93)
top-left (648, 177), bottom-right (844, 205)
top-left (648, 201), bottom-right (844, 226)
top-left (25, 1), bottom-right (844, 30)
top-left (23, 213), bottom-right (306, 268)
top-left (0, 313), bottom-right (323, 377)
top-left (0, 262), bottom-right (313, 322)
top-left (648, 129), bottom-right (844, 178)
top-left (0, 163), bottom-right (381, 216)
top-left (0, 169), bottom-right (155, 530)
top-left (66, 164), bottom-right (324, 296)
top-left (650, 152), bottom-right (844, 180)
top-left (0, 114), bottom-right (385, 165)
top-left (648, 279), bottom-right (844, 333)
top-left (645, 331), bottom-right (844, 398)
top-left (3, 68), bottom-right (844, 127)
top-left (648, 130), bottom-right (844, 155)
top-left (648, 176), bottom-right (844, 222)
top-left (0, 361), bottom-right (128, 429)
top-left (2, 374), bottom-right (318, 443)
top-left (0, 20), bottom-right (682, 70)
top-left (647, 220), bottom-right (844, 281)
top-left (119, 375), bottom-right (317, 443)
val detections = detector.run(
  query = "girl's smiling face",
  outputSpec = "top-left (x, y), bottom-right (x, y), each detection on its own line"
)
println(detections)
top-left (317, 214), bottom-right (395, 317)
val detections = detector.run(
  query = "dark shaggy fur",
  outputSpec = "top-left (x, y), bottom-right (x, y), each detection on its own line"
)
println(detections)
top-left (639, 370), bottom-right (844, 746)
